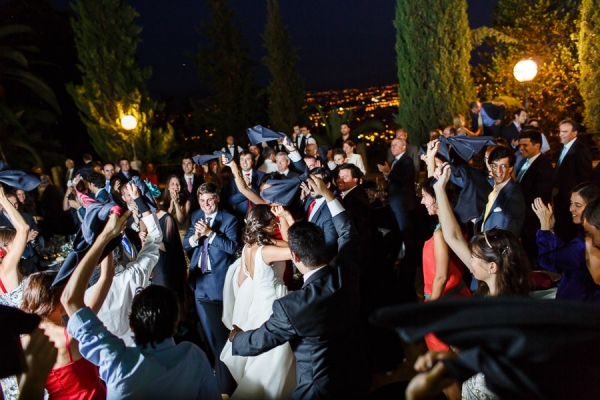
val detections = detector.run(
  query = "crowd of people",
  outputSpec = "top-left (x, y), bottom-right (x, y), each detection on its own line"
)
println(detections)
top-left (1, 107), bottom-right (600, 400)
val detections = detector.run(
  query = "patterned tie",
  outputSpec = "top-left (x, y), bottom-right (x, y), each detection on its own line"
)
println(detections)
top-left (517, 159), bottom-right (530, 182)
top-left (307, 200), bottom-right (317, 221)
top-left (187, 177), bottom-right (193, 194)
top-left (483, 187), bottom-right (498, 222)
top-left (200, 217), bottom-right (212, 274)
top-left (245, 173), bottom-right (252, 209)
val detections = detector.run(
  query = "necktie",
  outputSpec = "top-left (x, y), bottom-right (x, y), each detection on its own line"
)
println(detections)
top-left (307, 200), bottom-right (317, 221)
top-left (245, 173), bottom-right (252, 209)
top-left (340, 192), bottom-right (345, 199)
top-left (483, 187), bottom-right (498, 222)
top-left (478, 113), bottom-right (483, 128)
top-left (200, 217), bottom-right (212, 274)
top-left (557, 146), bottom-right (568, 167)
top-left (517, 159), bottom-right (530, 182)
top-left (187, 177), bottom-right (193, 193)
top-left (517, 125), bottom-right (522, 132)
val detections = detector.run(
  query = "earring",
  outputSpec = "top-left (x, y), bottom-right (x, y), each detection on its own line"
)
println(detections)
top-left (488, 269), bottom-right (492, 274)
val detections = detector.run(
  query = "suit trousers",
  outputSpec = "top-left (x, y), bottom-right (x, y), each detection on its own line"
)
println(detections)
top-left (194, 296), bottom-right (236, 395)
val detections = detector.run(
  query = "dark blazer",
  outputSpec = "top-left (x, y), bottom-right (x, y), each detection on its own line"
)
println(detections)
top-left (227, 169), bottom-right (264, 218)
top-left (554, 138), bottom-right (593, 201)
top-left (183, 208), bottom-right (238, 301)
top-left (181, 174), bottom-right (204, 214)
top-left (387, 144), bottom-right (420, 182)
top-left (470, 102), bottom-right (505, 138)
top-left (481, 179), bottom-right (526, 237)
top-left (232, 207), bottom-right (365, 399)
top-left (341, 185), bottom-right (374, 262)
top-left (281, 170), bottom-right (299, 180)
top-left (517, 154), bottom-right (554, 237)
top-left (304, 197), bottom-right (339, 261)
top-left (77, 161), bottom-right (94, 179)
top-left (94, 188), bottom-right (112, 204)
top-left (387, 153), bottom-right (417, 220)
top-left (116, 169), bottom-right (140, 182)
top-left (502, 122), bottom-right (521, 144)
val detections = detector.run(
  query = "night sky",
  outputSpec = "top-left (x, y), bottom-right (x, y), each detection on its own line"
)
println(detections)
top-left (45, 0), bottom-right (499, 98)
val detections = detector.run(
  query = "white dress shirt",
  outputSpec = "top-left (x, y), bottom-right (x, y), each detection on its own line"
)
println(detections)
top-left (188, 211), bottom-right (218, 271)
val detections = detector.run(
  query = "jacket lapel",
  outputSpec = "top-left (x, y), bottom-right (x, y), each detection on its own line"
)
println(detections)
top-left (301, 266), bottom-right (331, 288)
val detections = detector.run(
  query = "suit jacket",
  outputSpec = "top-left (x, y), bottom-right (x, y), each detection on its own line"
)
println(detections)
top-left (304, 197), bottom-right (338, 261)
top-left (77, 161), bottom-right (95, 180)
top-left (281, 170), bottom-right (299, 180)
top-left (181, 174), bottom-right (204, 213)
top-left (116, 169), bottom-right (140, 182)
top-left (227, 169), bottom-right (264, 218)
top-left (387, 154), bottom-right (417, 214)
top-left (554, 138), bottom-right (593, 202)
top-left (516, 154), bottom-right (554, 237)
top-left (94, 188), bottom-right (112, 204)
top-left (232, 206), bottom-right (365, 399)
top-left (387, 144), bottom-right (420, 182)
top-left (183, 208), bottom-right (238, 301)
top-left (502, 122), bottom-right (521, 144)
top-left (470, 102), bottom-right (505, 138)
top-left (341, 185), bottom-right (374, 261)
top-left (481, 179), bottom-right (526, 237)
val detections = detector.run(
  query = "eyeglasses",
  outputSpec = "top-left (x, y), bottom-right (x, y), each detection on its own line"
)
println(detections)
top-left (489, 163), bottom-right (509, 170)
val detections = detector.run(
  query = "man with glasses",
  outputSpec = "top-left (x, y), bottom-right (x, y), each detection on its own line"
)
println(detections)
top-left (184, 182), bottom-right (238, 395)
top-left (478, 146), bottom-right (525, 237)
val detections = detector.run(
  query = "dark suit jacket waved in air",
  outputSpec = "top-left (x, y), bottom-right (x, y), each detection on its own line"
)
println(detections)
top-left (480, 178), bottom-right (526, 238)
top-left (231, 204), bottom-right (365, 399)
top-left (183, 208), bottom-right (238, 301)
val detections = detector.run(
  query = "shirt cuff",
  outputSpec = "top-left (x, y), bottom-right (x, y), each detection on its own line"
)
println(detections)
top-left (327, 198), bottom-right (345, 218)
top-left (189, 236), bottom-right (199, 247)
top-left (289, 151), bottom-right (302, 163)
top-left (67, 307), bottom-right (95, 337)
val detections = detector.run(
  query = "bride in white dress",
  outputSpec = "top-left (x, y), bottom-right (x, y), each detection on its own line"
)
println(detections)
top-left (221, 204), bottom-right (296, 399)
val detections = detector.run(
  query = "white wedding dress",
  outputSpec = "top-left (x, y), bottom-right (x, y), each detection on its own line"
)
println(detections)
top-left (221, 246), bottom-right (296, 399)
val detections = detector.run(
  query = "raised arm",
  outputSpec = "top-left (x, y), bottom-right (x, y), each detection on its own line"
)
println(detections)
top-left (61, 211), bottom-right (131, 317)
top-left (433, 166), bottom-right (471, 266)
top-left (0, 186), bottom-right (30, 291)
top-left (222, 155), bottom-right (268, 205)
top-left (85, 252), bottom-right (115, 314)
top-left (429, 229), bottom-right (450, 301)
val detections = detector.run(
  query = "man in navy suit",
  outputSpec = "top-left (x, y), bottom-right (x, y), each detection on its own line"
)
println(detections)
top-left (116, 157), bottom-right (140, 182)
top-left (377, 138), bottom-right (417, 241)
top-left (553, 120), bottom-right (593, 241)
top-left (502, 108), bottom-right (528, 144)
top-left (229, 175), bottom-right (367, 399)
top-left (183, 183), bottom-right (238, 395)
top-left (227, 150), bottom-right (264, 222)
top-left (182, 155), bottom-right (204, 214)
top-left (478, 146), bottom-right (525, 237)
top-left (86, 172), bottom-right (112, 204)
top-left (516, 129), bottom-right (553, 265)
top-left (300, 167), bottom-right (338, 261)
top-left (469, 101), bottom-right (505, 138)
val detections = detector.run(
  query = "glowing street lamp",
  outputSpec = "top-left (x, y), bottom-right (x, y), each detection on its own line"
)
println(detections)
top-left (513, 59), bottom-right (538, 111)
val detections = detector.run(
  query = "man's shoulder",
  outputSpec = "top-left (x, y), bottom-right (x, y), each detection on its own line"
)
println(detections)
top-left (190, 209), bottom-right (205, 221)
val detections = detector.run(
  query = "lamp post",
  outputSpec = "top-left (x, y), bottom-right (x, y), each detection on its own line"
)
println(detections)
top-left (513, 59), bottom-right (538, 112)
top-left (120, 115), bottom-right (142, 171)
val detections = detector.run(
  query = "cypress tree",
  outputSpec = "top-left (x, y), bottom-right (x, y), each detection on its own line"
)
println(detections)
top-left (191, 0), bottom-right (259, 144)
top-left (475, 0), bottom-right (581, 132)
top-left (262, 0), bottom-right (305, 133)
top-left (579, 0), bottom-right (600, 131)
top-left (66, 0), bottom-right (174, 163)
top-left (394, 0), bottom-right (474, 146)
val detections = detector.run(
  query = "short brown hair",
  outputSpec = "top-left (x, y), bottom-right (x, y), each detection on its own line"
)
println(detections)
top-left (22, 271), bottom-right (63, 319)
top-left (197, 182), bottom-right (219, 197)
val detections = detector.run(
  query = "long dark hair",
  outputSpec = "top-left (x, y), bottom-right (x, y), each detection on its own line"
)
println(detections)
top-left (160, 175), bottom-right (188, 212)
top-left (242, 205), bottom-right (276, 246)
top-left (469, 228), bottom-right (531, 297)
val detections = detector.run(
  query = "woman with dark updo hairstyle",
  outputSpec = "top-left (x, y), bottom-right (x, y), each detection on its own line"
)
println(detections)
top-left (220, 204), bottom-right (297, 399)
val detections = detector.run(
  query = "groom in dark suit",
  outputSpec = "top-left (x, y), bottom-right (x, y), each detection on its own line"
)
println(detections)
top-left (184, 182), bottom-right (238, 395)
top-left (229, 175), bottom-right (367, 399)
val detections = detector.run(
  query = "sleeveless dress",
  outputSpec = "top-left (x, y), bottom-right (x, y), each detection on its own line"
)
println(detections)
top-left (0, 278), bottom-right (27, 400)
top-left (422, 226), bottom-right (470, 351)
top-left (45, 328), bottom-right (107, 399)
top-left (221, 246), bottom-right (296, 399)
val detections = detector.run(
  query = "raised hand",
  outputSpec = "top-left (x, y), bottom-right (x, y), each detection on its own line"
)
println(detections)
top-left (532, 197), bottom-right (554, 231)
top-left (100, 211), bottom-right (132, 241)
top-left (433, 163), bottom-right (451, 188)
top-left (126, 182), bottom-right (140, 200)
top-left (307, 174), bottom-right (332, 200)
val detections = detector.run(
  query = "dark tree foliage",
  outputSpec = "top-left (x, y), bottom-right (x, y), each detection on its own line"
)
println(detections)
top-left (474, 0), bottom-right (581, 133)
top-left (191, 0), bottom-right (262, 147)
top-left (67, 0), bottom-right (174, 163)
top-left (394, 0), bottom-right (474, 146)
top-left (262, 0), bottom-right (306, 133)
top-left (579, 0), bottom-right (600, 132)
